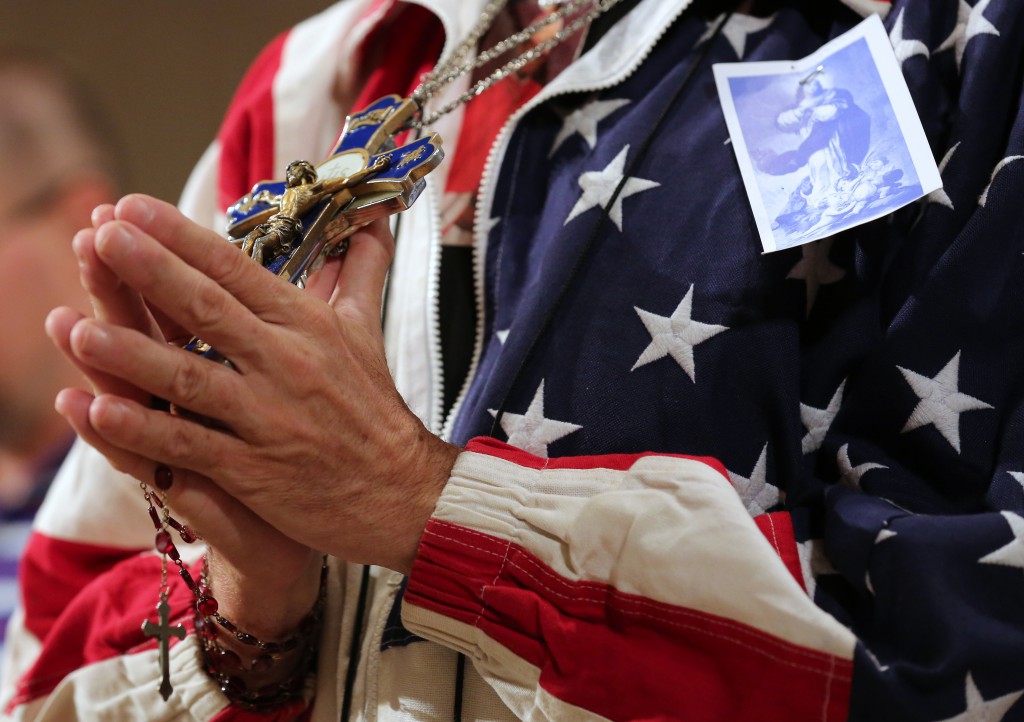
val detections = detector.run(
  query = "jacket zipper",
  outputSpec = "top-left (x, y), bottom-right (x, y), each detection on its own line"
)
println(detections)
top-left (439, 0), bottom-right (698, 440)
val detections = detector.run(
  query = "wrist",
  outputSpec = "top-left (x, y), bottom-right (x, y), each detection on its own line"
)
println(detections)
top-left (386, 429), bottom-right (461, 575)
top-left (197, 553), bottom-right (328, 711)
top-left (207, 548), bottom-right (323, 640)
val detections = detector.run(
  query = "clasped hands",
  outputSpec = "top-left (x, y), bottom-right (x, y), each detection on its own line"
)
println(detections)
top-left (46, 195), bottom-right (459, 637)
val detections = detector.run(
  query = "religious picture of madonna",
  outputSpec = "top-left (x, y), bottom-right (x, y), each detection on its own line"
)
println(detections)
top-left (713, 15), bottom-right (941, 253)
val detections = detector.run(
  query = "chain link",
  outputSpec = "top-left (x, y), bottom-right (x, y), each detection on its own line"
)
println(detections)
top-left (410, 0), bottom-right (622, 127)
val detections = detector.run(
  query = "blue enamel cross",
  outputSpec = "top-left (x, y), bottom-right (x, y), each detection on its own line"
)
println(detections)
top-left (225, 95), bottom-right (444, 286)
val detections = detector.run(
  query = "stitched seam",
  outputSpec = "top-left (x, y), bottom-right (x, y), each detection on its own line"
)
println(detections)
top-left (500, 554), bottom-right (848, 676)
top-left (424, 528), bottom-right (505, 558)
top-left (764, 513), bottom-right (782, 556)
top-left (486, 534), bottom-right (837, 664)
top-left (475, 459), bottom-right (531, 630)
top-left (822, 654), bottom-right (836, 721)
top-left (424, 523), bottom-right (847, 674)
top-left (432, 521), bottom-right (515, 545)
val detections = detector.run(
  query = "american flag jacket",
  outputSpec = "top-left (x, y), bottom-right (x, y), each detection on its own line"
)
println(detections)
top-left (3, 0), bottom-right (1023, 720)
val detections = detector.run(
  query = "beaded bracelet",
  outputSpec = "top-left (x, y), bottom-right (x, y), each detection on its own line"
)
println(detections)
top-left (140, 463), bottom-right (328, 708)
top-left (195, 554), bottom-right (329, 712)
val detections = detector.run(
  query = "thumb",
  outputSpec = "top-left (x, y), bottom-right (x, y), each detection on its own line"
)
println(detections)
top-left (329, 217), bottom-right (395, 323)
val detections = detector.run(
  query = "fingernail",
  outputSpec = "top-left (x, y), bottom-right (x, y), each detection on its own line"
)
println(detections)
top-left (116, 195), bottom-right (155, 226)
top-left (96, 223), bottom-right (135, 261)
top-left (54, 388), bottom-right (72, 415)
top-left (95, 397), bottom-right (125, 427)
top-left (71, 231), bottom-right (88, 261)
top-left (82, 322), bottom-right (111, 352)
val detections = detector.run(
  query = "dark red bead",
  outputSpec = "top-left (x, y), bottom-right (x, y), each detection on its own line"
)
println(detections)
top-left (196, 596), bottom-right (219, 616)
top-left (262, 641), bottom-right (284, 653)
top-left (155, 530), bottom-right (172, 553)
top-left (147, 507), bottom-right (162, 530)
top-left (166, 516), bottom-right (182, 531)
top-left (179, 568), bottom-right (197, 590)
top-left (152, 462), bottom-right (173, 489)
top-left (218, 616), bottom-right (237, 633)
top-left (179, 525), bottom-right (197, 543)
top-left (250, 654), bottom-right (274, 672)
top-left (221, 675), bottom-right (247, 695)
top-left (154, 465), bottom-right (173, 490)
top-left (198, 621), bottom-right (217, 640)
top-left (150, 493), bottom-right (164, 508)
top-left (215, 647), bottom-right (242, 672)
top-left (165, 542), bottom-right (180, 562)
top-left (236, 632), bottom-right (257, 645)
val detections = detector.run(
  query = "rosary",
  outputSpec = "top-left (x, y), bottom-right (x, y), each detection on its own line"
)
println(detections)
top-left (140, 0), bottom-right (624, 705)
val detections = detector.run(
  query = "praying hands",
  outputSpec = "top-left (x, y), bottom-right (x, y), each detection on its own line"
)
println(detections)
top-left (45, 194), bottom-right (459, 641)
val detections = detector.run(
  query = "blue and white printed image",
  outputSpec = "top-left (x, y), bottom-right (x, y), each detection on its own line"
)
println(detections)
top-left (727, 37), bottom-right (922, 250)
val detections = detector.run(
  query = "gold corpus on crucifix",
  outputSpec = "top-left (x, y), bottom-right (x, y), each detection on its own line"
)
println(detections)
top-left (142, 598), bottom-right (186, 701)
top-left (222, 95), bottom-right (443, 289)
top-left (179, 95), bottom-right (443, 366)
top-left (230, 155), bottom-right (390, 269)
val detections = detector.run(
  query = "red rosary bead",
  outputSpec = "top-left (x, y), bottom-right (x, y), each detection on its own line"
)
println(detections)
top-left (215, 647), bottom-right (243, 673)
top-left (147, 507), bottom-right (162, 530)
top-left (197, 596), bottom-right (219, 616)
top-left (250, 654), bottom-right (275, 673)
top-left (221, 675), bottom-right (247, 695)
top-left (179, 525), bottom-right (197, 543)
top-left (154, 465), bottom-right (174, 491)
top-left (155, 530), bottom-right (172, 553)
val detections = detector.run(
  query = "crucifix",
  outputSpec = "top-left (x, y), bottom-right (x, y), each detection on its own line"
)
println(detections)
top-left (184, 94), bottom-right (443, 362)
top-left (142, 598), bottom-right (186, 701)
top-left (225, 94), bottom-right (442, 285)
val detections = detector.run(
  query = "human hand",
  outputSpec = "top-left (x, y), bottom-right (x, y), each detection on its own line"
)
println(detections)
top-left (48, 211), bottom-right (322, 637)
top-left (58, 194), bottom-right (458, 577)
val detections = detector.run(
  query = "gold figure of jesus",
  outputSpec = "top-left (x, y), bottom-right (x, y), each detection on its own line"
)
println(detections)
top-left (233, 155), bottom-right (388, 267)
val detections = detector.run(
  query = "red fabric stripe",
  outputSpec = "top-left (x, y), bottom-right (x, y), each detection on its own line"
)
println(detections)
top-left (753, 511), bottom-right (806, 592)
top-left (216, 30), bottom-right (290, 212)
top-left (10, 553), bottom-right (197, 710)
top-left (464, 436), bottom-right (729, 480)
top-left (352, 3), bottom-right (444, 114)
top-left (19, 532), bottom-right (147, 644)
top-left (215, 3), bottom-right (444, 214)
top-left (408, 520), bottom-right (851, 722)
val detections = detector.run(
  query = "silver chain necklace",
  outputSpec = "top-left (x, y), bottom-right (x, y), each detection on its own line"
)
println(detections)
top-left (410, 0), bottom-right (623, 126)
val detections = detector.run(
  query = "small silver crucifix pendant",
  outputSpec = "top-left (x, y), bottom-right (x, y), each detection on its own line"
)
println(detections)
top-left (142, 598), bottom-right (186, 701)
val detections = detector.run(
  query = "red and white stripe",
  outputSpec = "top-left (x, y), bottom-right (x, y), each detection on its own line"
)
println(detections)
top-left (404, 438), bottom-right (856, 721)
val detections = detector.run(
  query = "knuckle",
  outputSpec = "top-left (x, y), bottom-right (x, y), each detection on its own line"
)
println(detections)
top-left (186, 279), bottom-right (230, 332)
top-left (205, 243), bottom-right (248, 286)
top-left (167, 356), bottom-right (207, 408)
top-left (162, 418), bottom-right (195, 462)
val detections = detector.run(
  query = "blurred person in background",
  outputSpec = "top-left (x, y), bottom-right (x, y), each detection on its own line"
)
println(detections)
top-left (0, 52), bottom-right (119, 664)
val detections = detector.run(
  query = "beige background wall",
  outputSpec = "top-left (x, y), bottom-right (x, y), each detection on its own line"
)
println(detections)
top-left (0, 1), bottom-right (334, 204)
